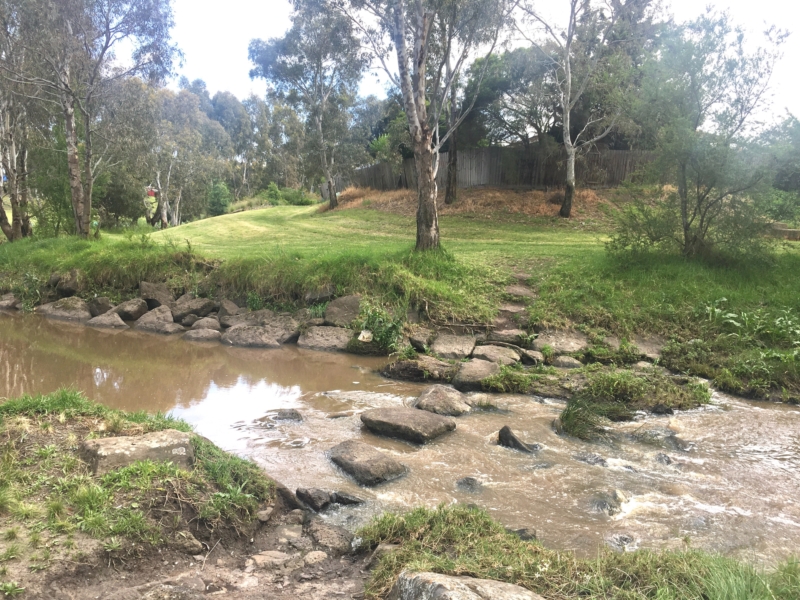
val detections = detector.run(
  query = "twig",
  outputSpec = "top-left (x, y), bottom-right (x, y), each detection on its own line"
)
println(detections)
top-left (200, 539), bottom-right (220, 572)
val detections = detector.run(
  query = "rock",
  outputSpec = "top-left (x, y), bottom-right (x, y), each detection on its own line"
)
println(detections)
top-left (217, 299), bottom-right (240, 319)
top-left (172, 298), bottom-right (217, 322)
top-left (251, 550), bottom-right (294, 569)
top-left (305, 518), bottom-right (353, 556)
top-left (55, 269), bottom-right (82, 297)
top-left (650, 403), bottom-right (674, 415)
top-left (257, 507), bottom-right (274, 522)
top-left (361, 407), bottom-right (456, 444)
top-left (456, 477), bottom-right (483, 493)
top-left (498, 426), bottom-right (539, 453)
top-left (297, 326), bottom-right (353, 352)
top-left (181, 314), bottom-right (200, 327)
top-left (139, 281), bottom-right (175, 310)
top-left (573, 452), bottom-right (608, 467)
top-left (414, 385), bottom-right (473, 416)
top-left (520, 350), bottom-right (545, 365)
top-left (170, 531), bottom-right (204, 555)
top-left (631, 427), bottom-right (687, 451)
top-left (366, 543), bottom-right (400, 568)
top-left (184, 329), bottom-right (221, 342)
top-left (47, 272), bottom-right (61, 288)
top-left (220, 308), bottom-right (274, 328)
top-left (409, 328), bottom-right (434, 351)
top-left (112, 298), bottom-right (149, 321)
top-left (296, 488), bottom-right (332, 512)
top-left (452, 359), bottom-right (500, 392)
top-left (80, 429), bottom-right (193, 475)
top-left (331, 492), bottom-right (364, 506)
top-left (430, 334), bottom-right (476, 359)
top-left (329, 440), bottom-right (407, 486)
top-left (552, 356), bottom-right (583, 369)
top-left (87, 311), bottom-right (129, 329)
top-left (606, 533), bottom-right (635, 552)
top-left (270, 408), bottom-right (303, 421)
top-left (304, 550), bottom-right (328, 566)
top-left (35, 297), bottom-right (92, 322)
top-left (532, 330), bottom-right (589, 354)
top-left (227, 314), bottom-right (299, 343)
top-left (505, 284), bottom-right (536, 299)
top-left (323, 295), bottom-right (361, 327)
top-left (0, 293), bottom-right (19, 310)
top-left (221, 325), bottom-right (280, 348)
top-left (655, 453), bottom-right (673, 465)
top-left (88, 297), bottom-right (114, 317)
top-left (632, 335), bottom-right (665, 361)
top-left (304, 285), bottom-right (335, 304)
top-left (381, 355), bottom-right (458, 383)
top-left (191, 317), bottom-right (221, 331)
top-left (388, 571), bottom-right (545, 600)
top-left (134, 306), bottom-right (185, 335)
top-left (176, 292), bottom-right (194, 304)
top-left (487, 329), bottom-right (528, 345)
top-left (591, 492), bottom-right (622, 516)
top-left (472, 345), bottom-right (520, 365)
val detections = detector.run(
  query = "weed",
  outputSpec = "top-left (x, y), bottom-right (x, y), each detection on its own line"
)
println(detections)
top-left (0, 545), bottom-right (20, 562)
top-left (0, 582), bottom-right (24, 597)
top-left (2, 530), bottom-right (16, 542)
top-left (307, 302), bottom-right (327, 318)
top-left (10, 504), bottom-right (39, 522)
top-left (357, 301), bottom-right (404, 353)
top-left (27, 532), bottom-right (40, 549)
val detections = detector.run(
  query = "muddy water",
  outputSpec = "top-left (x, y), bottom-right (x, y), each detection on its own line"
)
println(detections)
top-left (1, 312), bottom-right (799, 565)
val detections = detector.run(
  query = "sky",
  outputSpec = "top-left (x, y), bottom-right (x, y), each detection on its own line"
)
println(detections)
top-left (170, 0), bottom-right (799, 120)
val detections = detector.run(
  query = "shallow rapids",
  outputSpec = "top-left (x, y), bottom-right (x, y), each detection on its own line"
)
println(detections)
top-left (1, 312), bottom-right (798, 565)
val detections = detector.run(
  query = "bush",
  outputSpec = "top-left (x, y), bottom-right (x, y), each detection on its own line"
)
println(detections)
top-left (207, 182), bottom-right (231, 216)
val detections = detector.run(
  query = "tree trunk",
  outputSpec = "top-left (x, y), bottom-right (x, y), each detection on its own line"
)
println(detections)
top-left (61, 92), bottom-right (87, 237)
top-left (678, 161), bottom-right (696, 256)
top-left (159, 196), bottom-right (169, 229)
top-left (19, 142), bottom-right (31, 237)
top-left (414, 140), bottom-right (440, 250)
top-left (81, 107), bottom-right (94, 236)
top-left (444, 127), bottom-right (458, 205)
top-left (170, 188), bottom-right (182, 227)
top-left (560, 145), bottom-right (576, 218)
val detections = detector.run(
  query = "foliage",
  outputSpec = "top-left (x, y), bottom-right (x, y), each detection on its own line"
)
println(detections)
top-left (207, 181), bottom-right (232, 217)
top-left (356, 301), bottom-right (404, 353)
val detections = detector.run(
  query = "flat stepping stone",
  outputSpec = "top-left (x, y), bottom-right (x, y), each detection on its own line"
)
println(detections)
top-left (452, 359), bottom-right (500, 392)
top-left (112, 298), bottom-right (148, 321)
top-left (80, 429), bottom-right (193, 475)
top-left (297, 326), bottom-right (353, 352)
top-left (532, 329), bottom-right (588, 354)
top-left (487, 329), bottom-right (527, 344)
top-left (389, 572), bottom-right (545, 600)
top-left (184, 329), bottom-right (221, 342)
top-left (414, 385), bottom-right (473, 416)
top-left (87, 311), bottom-right (129, 329)
top-left (361, 407), bottom-right (455, 443)
top-left (472, 345), bottom-right (519, 365)
top-left (324, 295), bottom-right (361, 327)
top-left (35, 297), bottom-right (92, 322)
top-left (221, 325), bottom-right (280, 348)
top-left (498, 425), bottom-right (539, 453)
top-left (430, 334), bottom-right (476, 359)
top-left (329, 440), bottom-right (406, 486)
top-left (381, 355), bottom-right (458, 382)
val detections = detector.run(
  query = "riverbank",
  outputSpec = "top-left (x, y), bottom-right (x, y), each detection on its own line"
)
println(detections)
top-left (0, 390), bottom-right (796, 599)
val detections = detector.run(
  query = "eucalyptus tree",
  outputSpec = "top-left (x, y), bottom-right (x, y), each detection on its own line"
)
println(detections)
top-left (336, 0), bottom-right (509, 249)
top-left (5, 0), bottom-right (177, 237)
top-left (517, 0), bottom-right (655, 217)
top-left (249, 5), bottom-right (368, 208)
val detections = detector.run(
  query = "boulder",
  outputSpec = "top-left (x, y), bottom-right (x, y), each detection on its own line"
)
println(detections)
top-left (87, 311), bottom-right (129, 330)
top-left (552, 356), bottom-right (583, 369)
top-left (184, 329), bottom-right (222, 342)
top-left (176, 292), bottom-right (194, 304)
top-left (381, 355), bottom-right (458, 383)
top-left (452, 359), bottom-right (501, 392)
top-left (0, 293), bottom-right (20, 310)
top-left (498, 426), bottom-right (539, 453)
top-left (361, 407), bottom-right (456, 444)
top-left (139, 281), bottom-right (175, 310)
top-left (532, 330), bottom-right (589, 354)
top-left (430, 334), bottom-right (476, 359)
top-left (388, 571), bottom-right (545, 600)
top-left (520, 350), bottom-right (545, 365)
top-left (296, 488), bottom-right (332, 512)
top-left (111, 298), bottom-right (149, 321)
top-left (331, 492), bottom-right (364, 506)
top-left (305, 518), bottom-right (353, 556)
top-left (472, 345), bottom-right (520, 365)
top-left (258, 315), bottom-right (300, 343)
top-left (172, 297), bottom-right (217, 322)
top-left (329, 440), bottom-right (407, 486)
top-left (80, 429), bottom-right (193, 475)
top-left (191, 317), bottom-right (221, 331)
top-left (323, 295), bottom-right (361, 327)
top-left (221, 325), bottom-right (280, 348)
top-left (88, 297), bottom-right (114, 317)
top-left (55, 269), bottom-right (82, 297)
top-left (35, 297), bottom-right (92, 322)
top-left (297, 326), bottom-right (353, 352)
top-left (414, 385), bottom-right (473, 416)
top-left (181, 314), bottom-right (200, 327)
top-left (134, 306), bottom-right (185, 335)
top-left (409, 328), bottom-right (434, 352)
top-left (487, 329), bottom-right (528, 345)
top-left (217, 299), bottom-right (240, 319)
top-left (219, 308), bottom-right (274, 328)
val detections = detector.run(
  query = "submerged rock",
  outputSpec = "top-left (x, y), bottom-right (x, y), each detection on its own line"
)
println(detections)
top-left (271, 408), bottom-right (303, 421)
top-left (456, 476), bottom-right (483, 493)
top-left (573, 452), bottom-right (608, 467)
top-left (323, 295), bottom-right (361, 327)
top-left (472, 345), bottom-right (520, 365)
top-left (655, 452), bottom-right (673, 465)
top-left (329, 440), bottom-right (407, 486)
top-left (388, 572), bottom-right (545, 600)
top-left (498, 426), bottom-right (540, 453)
top-left (87, 311), bottom-right (129, 329)
top-left (112, 298), bottom-right (148, 321)
top-left (297, 326), bottom-right (353, 352)
top-left (452, 359), bottom-right (501, 392)
top-left (430, 334), bottom-right (476, 359)
top-left (631, 427), bottom-right (688, 451)
top-left (414, 385), bottom-right (473, 416)
top-left (80, 429), bottom-right (193, 475)
top-left (361, 407), bottom-right (456, 443)
top-left (382, 355), bottom-right (459, 383)
top-left (35, 297), bottom-right (92, 322)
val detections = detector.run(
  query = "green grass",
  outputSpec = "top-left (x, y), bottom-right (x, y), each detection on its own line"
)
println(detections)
top-left (359, 504), bottom-right (800, 600)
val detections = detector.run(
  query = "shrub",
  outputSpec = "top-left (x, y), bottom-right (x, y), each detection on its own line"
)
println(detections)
top-left (207, 182), bottom-right (231, 216)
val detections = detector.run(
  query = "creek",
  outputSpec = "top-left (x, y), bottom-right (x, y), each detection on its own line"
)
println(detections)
top-left (1, 311), bottom-right (799, 565)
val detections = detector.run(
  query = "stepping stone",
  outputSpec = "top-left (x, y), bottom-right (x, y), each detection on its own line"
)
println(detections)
top-left (88, 297), bottom-right (114, 317)
top-left (381, 355), bottom-right (458, 383)
top-left (329, 440), bottom-right (407, 486)
top-left (487, 329), bottom-right (527, 344)
top-left (87, 311), bottom-right (129, 329)
top-left (297, 326), bottom-right (353, 352)
top-left (134, 306), bottom-right (185, 335)
top-left (498, 425), bottom-right (539, 453)
top-left (532, 330), bottom-right (589, 354)
top-left (414, 385), bottom-right (472, 416)
top-left (452, 359), bottom-right (501, 392)
top-left (221, 325), bottom-right (280, 348)
top-left (552, 356), bottom-right (583, 369)
top-left (389, 571), bottom-right (545, 600)
top-left (430, 334), bottom-right (476, 359)
top-left (505, 284), bottom-right (536, 299)
top-left (361, 407), bottom-right (456, 443)
top-left (112, 298), bottom-right (148, 321)
top-left (184, 329), bottom-right (221, 342)
top-left (35, 297), bottom-right (92, 322)
top-left (323, 295), bottom-right (361, 327)
top-left (472, 345), bottom-right (520, 365)
top-left (80, 429), bottom-right (193, 475)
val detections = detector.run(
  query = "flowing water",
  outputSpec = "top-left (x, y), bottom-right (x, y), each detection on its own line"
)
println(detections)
top-left (1, 311), bottom-right (799, 565)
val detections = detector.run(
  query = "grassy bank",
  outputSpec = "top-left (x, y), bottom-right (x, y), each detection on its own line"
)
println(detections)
top-left (359, 504), bottom-right (800, 600)
top-left (0, 390), bottom-right (274, 590)
top-left (0, 197), bottom-right (798, 396)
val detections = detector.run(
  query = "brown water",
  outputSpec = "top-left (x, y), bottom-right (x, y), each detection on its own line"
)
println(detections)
top-left (2, 311), bottom-right (799, 564)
